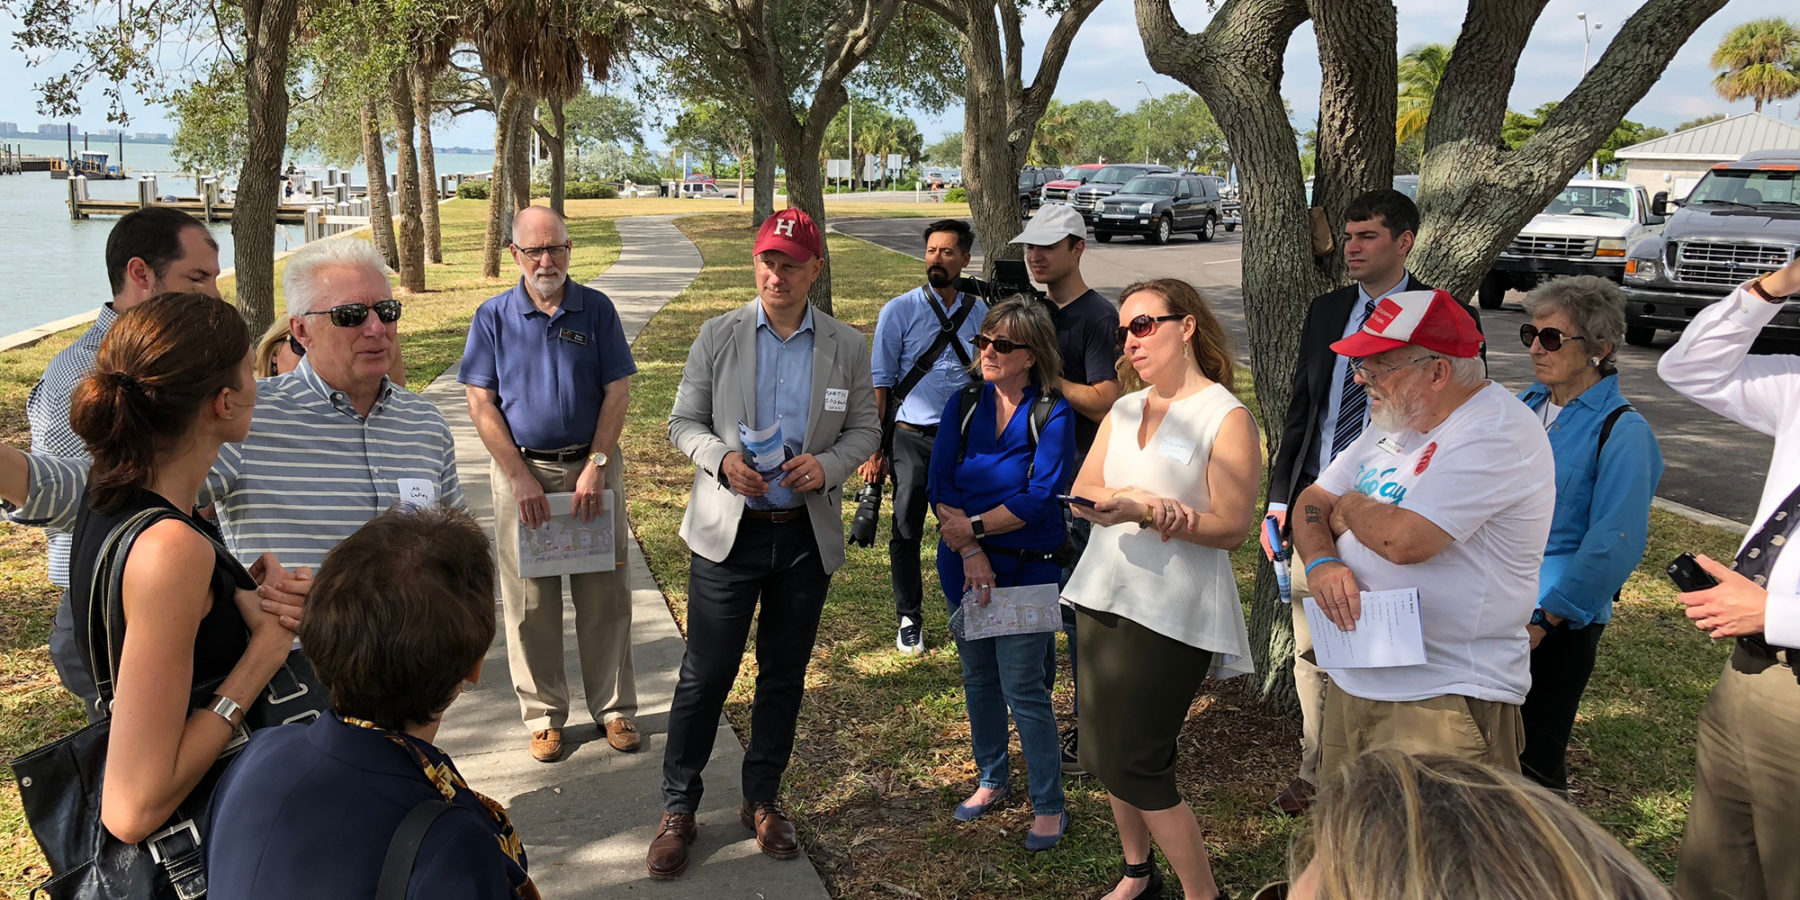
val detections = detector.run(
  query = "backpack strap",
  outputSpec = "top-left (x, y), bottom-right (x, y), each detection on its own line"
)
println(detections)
top-left (1596, 404), bottom-right (1635, 463)
top-left (957, 385), bottom-right (1062, 479)
top-left (375, 799), bottom-right (457, 900)
top-left (955, 384), bottom-right (984, 464)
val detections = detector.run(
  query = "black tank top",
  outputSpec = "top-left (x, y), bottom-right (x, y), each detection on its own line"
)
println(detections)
top-left (68, 489), bottom-right (255, 694)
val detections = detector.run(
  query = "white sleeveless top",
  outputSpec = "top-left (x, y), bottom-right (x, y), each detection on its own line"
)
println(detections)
top-left (1061, 382), bottom-right (1255, 678)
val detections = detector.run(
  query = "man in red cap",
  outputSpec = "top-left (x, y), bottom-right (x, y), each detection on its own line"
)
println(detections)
top-left (652, 208), bottom-right (879, 879)
top-left (1288, 288), bottom-right (1554, 779)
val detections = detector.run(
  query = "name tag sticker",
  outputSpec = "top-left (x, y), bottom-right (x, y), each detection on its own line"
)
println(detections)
top-left (1157, 436), bottom-right (1196, 465)
top-left (824, 388), bottom-right (849, 412)
top-left (397, 478), bottom-right (438, 508)
top-left (558, 328), bottom-right (589, 345)
top-left (1377, 437), bottom-right (1405, 456)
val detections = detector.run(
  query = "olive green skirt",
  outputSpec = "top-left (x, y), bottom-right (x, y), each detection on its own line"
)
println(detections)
top-left (1074, 603), bottom-right (1213, 811)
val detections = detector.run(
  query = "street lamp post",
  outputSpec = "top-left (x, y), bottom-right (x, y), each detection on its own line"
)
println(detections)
top-left (1135, 79), bottom-right (1154, 165)
top-left (1577, 12), bottom-right (1604, 178)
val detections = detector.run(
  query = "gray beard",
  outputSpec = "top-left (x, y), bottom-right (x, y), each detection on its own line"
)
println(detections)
top-left (530, 272), bottom-right (568, 295)
top-left (1369, 390), bottom-right (1426, 434)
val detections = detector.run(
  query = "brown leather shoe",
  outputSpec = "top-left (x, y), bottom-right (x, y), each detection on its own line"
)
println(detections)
top-left (740, 800), bottom-right (799, 859)
top-left (605, 716), bottom-right (641, 752)
top-left (1271, 777), bottom-right (1316, 817)
top-left (530, 728), bottom-right (563, 763)
top-left (647, 812), bottom-right (697, 879)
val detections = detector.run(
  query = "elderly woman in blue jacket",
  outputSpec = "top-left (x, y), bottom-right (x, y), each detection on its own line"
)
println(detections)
top-left (1515, 275), bottom-right (1664, 793)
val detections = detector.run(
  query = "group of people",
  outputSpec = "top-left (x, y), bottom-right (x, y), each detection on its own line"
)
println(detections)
top-left (0, 185), bottom-right (1796, 899)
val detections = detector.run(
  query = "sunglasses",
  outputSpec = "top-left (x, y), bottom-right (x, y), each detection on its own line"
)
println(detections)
top-left (286, 335), bottom-right (305, 357)
top-left (303, 299), bottom-right (403, 328)
top-left (972, 334), bottom-right (1025, 354)
top-left (1519, 324), bottom-right (1590, 352)
top-left (1114, 314), bottom-right (1185, 348)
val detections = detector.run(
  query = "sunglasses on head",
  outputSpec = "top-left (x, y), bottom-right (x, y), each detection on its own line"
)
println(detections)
top-left (286, 335), bottom-right (305, 357)
top-left (1114, 314), bottom-right (1185, 348)
top-left (303, 299), bottom-right (403, 328)
top-left (1519, 324), bottom-right (1589, 353)
top-left (972, 334), bottom-right (1026, 354)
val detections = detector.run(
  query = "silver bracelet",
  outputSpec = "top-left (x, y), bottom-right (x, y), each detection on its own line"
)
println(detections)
top-left (960, 546), bottom-right (984, 559)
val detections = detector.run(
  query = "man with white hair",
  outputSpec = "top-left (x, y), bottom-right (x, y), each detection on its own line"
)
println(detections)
top-left (461, 205), bottom-right (639, 763)
top-left (3, 238), bottom-right (461, 669)
top-left (1289, 288), bottom-right (1553, 778)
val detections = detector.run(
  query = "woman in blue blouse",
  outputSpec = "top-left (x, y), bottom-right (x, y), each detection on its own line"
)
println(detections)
top-left (929, 296), bottom-right (1077, 851)
top-left (1515, 276), bottom-right (1664, 793)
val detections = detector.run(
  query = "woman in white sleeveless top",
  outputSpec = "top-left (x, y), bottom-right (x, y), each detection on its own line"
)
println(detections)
top-left (1063, 279), bottom-right (1260, 900)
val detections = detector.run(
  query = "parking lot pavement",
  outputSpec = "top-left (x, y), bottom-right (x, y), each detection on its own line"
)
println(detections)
top-left (832, 216), bottom-right (1773, 525)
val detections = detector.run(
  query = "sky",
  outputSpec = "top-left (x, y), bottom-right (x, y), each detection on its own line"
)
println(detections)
top-left (1, 0), bottom-right (1795, 153)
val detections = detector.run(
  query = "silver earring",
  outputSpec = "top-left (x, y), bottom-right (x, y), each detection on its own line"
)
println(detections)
top-left (1589, 357), bottom-right (1600, 367)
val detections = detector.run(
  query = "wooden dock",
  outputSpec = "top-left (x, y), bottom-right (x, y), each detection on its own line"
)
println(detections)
top-left (0, 148), bottom-right (54, 174)
top-left (67, 197), bottom-right (318, 223)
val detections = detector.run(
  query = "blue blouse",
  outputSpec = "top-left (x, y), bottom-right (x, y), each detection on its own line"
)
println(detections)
top-left (926, 382), bottom-right (1076, 553)
top-left (1517, 375), bottom-right (1664, 628)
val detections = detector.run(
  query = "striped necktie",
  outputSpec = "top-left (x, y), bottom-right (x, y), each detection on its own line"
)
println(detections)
top-left (1330, 298), bottom-right (1379, 459)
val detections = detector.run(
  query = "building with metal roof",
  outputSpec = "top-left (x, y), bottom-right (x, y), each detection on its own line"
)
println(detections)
top-left (1617, 113), bottom-right (1800, 199)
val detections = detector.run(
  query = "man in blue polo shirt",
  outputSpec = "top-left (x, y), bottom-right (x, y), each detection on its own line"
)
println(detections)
top-left (861, 219), bottom-right (985, 655)
top-left (460, 205), bottom-right (639, 763)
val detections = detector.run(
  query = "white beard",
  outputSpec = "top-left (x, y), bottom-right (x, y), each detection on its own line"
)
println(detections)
top-left (529, 271), bottom-right (568, 295)
top-left (1369, 389), bottom-right (1426, 434)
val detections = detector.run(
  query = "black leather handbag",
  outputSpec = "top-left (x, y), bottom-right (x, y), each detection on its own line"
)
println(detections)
top-left (9, 508), bottom-right (328, 900)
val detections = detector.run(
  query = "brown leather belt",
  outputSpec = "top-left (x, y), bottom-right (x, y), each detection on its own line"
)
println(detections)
top-left (742, 507), bottom-right (808, 524)
top-left (896, 421), bottom-right (938, 437)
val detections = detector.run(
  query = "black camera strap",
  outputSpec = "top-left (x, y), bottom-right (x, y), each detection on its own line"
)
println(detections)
top-left (883, 289), bottom-right (977, 451)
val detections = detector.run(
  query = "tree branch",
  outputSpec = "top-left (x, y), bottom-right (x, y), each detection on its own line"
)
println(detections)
top-left (903, 0), bottom-right (966, 31)
top-left (999, 0), bottom-right (1024, 90)
top-left (1425, 0), bottom-right (1548, 150)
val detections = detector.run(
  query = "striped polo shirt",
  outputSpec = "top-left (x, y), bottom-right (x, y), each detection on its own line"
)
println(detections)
top-left (8, 357), bottom-right (462, 570)
top-left (24, 303), bottom-right (117, 587)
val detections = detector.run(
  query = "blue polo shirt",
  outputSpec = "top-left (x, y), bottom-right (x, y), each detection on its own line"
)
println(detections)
top-left (458, 278), bottom-right (637, 450)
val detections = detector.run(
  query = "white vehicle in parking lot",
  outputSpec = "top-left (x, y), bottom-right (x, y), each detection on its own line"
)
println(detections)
top-left (1477, 179), bottom-right (1665, 309)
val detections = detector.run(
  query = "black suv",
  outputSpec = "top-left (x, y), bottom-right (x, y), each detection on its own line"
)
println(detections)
top-left (1069, 163), bottom-right (1175, 224)
top-left (1017, 166), bottom-right (1062, 218)
top-left (1093, 174), bottom-right (1226, 244)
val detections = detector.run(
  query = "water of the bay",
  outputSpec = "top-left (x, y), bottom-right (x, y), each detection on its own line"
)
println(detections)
top-left (0, 135), bottom-right (493, 338)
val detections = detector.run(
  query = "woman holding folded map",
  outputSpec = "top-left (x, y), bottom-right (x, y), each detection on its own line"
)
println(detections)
top-left (1063, 279), bottom-right (1260, 900)
top-left (927, 297), bottom-right (1077, 852)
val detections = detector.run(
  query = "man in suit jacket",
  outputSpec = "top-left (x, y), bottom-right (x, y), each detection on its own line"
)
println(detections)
top-left (1261, 188), bottom-right (1483, 815)
top-left (650, 208), bottom-right (880, 880)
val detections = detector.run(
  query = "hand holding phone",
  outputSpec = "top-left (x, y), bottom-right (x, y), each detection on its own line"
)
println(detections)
top-left (1667, 552), bottom-right (1721, 593)
top-left (1057, 494), bottom-right (1097, 508)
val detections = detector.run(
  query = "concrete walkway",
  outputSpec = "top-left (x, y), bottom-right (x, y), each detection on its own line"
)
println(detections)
top-left (417, 216), bottom-right (832, 899)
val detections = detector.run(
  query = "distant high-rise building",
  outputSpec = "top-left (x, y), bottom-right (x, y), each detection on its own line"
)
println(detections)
top-left (0, 122), bottom-right (19, 136)
top-left (134, 132), bottom-right (167, 141)
top-left (37, 123), bottom-right (66, 135)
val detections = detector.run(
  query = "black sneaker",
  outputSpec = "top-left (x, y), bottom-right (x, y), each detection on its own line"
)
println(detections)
top-left (896, 616), bottom-right (924, 656)
top-left (1060, 726), bottom-right (1084, 775)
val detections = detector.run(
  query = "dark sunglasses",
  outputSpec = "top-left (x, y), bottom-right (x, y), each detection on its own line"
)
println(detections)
top-left (303, 299), bottom-right (403, 328)
top-left (1114, 314), bottom-right (1185, 348)
top-left (972, 334), bottom-right (1025, 354)
top-left (286, 335), bottom-right (305, 357)
top-left (1519, 324), bottom-right (1589, 352)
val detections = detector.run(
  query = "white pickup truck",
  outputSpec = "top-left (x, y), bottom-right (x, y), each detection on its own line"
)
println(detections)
top-left (1477, 179), bottom-right (1666, 309)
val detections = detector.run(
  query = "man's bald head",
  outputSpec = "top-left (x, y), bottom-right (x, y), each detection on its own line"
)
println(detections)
top-left (510, 205), bottom-right (568, 246)
top-left (509, 206), bottom-right (574, 301)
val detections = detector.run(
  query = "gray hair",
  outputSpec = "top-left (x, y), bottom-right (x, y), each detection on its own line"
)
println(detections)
top-left (1520, 275), bottom-right (1626, 375)
top-left (282, 238), bottom-right (391, 316)
top-left (1445, 354), bottom-right (1487, 387)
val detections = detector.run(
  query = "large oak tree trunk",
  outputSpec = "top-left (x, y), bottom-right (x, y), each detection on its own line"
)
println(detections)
top-left (233, 0), bottom-right (299, 335)
top-left (389, 73), bottom-right (426, 293)
top-left (752, 128), bottom-right (776, 226)
top-left (780, 133), bottom-right (833, 314)
top-left (413, 65), bottom-right (443, 265)
top-left (360, 95), bottom-right (399, 271)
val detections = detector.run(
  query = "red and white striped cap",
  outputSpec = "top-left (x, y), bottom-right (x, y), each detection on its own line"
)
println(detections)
top-left (1330, 288), bottom-right (1484, 359)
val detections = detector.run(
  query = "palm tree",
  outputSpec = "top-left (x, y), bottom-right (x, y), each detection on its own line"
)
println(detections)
top-left (1711, 18), bottom-right (1800, 113)
top-left (1395, 42), bottom-right (1452, 145)
top-left (1030, 100), bottom-right (1080, 165)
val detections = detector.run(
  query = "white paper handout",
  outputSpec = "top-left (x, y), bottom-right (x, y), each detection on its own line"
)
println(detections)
top-left (959, 583), bottom-right (1063, 640)
top-left (517, 490), bottom-right (617, 578)
top-left (1303, 588), bottom-right (1427, 669)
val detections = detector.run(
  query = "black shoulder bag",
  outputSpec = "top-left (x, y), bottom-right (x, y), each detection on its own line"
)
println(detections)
top-left (10, 508), bottom-right (328, 900)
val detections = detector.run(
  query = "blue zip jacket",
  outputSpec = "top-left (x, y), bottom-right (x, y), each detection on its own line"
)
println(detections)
top-left (1517, 374), bottom-right (1664, 628)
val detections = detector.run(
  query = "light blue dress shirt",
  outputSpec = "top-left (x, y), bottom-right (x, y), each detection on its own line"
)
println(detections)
top-left (870, 286), bottom-right (986, 426)
top-left (753, 302), bottom-right (815, 510)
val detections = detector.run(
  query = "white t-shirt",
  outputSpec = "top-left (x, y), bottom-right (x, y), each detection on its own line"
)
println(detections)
top-left (1313, 381), bottom-right (1555, 704)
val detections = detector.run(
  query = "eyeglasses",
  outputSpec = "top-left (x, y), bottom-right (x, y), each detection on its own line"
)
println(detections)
top-left (972, 334), bottom-right (1024, 354)
top-left (513, 243), bottom-right (572, 260)
top-left (286, 335), bottom-right (305, 357)
top-left (302, 299), bottom-right (403, 328)
top-left (1350, 354), bottom-right (1440, 384)
top-left (1114, 314), bottom-right (1185, 348)
top-left (1519, 324), bottom-right (1590, 352)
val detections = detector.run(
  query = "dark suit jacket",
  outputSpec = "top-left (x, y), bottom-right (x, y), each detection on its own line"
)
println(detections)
top-left (1267, 274), bottom-right (1485, 515)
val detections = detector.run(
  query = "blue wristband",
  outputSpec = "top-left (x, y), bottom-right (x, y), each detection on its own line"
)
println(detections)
top-left (1305, 556), bottom-right (1342, 576)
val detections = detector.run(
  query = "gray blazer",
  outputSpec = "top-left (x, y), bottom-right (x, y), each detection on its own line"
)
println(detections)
top-left (668, 298), bottom-right (880, 573)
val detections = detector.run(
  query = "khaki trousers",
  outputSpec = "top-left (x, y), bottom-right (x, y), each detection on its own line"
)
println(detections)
top-left (1289, 566), bottom-right (1329, 785)
top-left (1675, 647), bottom-right (1800, 900)
top-left (1318, 681), bottom-right (1524, 782)
top-left (491, 451), bottom-right (636, 733)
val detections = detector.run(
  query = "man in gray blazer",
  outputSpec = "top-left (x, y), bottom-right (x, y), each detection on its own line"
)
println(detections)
top-left (649, 208), bottom-right (880, 879)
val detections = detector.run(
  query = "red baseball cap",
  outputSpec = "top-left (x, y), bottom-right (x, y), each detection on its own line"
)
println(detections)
top-left (753, 208), bottom-right (824, 263)
top-left (1330, 289), bottom-right (1484, 359)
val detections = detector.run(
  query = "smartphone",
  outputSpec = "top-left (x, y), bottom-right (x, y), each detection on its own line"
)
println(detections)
top-left (1056, 494), bottom-right (1097, 508)
top-left (1667, 552), bottom-right (1720, 593)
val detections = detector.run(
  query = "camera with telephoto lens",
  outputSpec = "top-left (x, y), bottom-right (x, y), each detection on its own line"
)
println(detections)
top-left (956, 258), bottom-right (1047, 306)
top-left (848, 481), bottom-right (883, 547)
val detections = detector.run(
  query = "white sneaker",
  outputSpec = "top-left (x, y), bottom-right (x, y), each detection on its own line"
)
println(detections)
top-left (896, 616), bottom-right (924, 655)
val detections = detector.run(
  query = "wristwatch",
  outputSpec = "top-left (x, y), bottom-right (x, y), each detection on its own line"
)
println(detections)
top-left (970, 514), bottom-right (986, 539)
top-left (588, 450), bottom-right (609, 468)
top-left (204, 693), bottom-right (243, 728)
top-left (1529, 609), bottom-right (1554, 631)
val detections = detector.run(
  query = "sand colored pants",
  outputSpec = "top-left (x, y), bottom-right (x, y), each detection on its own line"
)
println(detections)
top-left (1318, 681), bottom-right (1524, 782)
top-left (1289, 566), bottom-right (1329, 785)
top-left (492, 451), bottom-right (636, 734)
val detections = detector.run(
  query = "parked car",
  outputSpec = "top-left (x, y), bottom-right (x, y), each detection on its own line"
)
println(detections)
top-left (924, 167), bottom-right (963, 187)
top-left (1017, 166), bottom-right (1063, 217)
top-left (675, 181), bottom-right (729, 199)
top-left (1092, 173), bottom-right (1226, 244)
top-left (1622, 149), bottom-right (1800, 344)
top-left (1478, 179), bottom-right (1665, 310)
top-left (1069, 164), bottom-right (1176, 224)
top-left (1040, 164), bottom-right (1106, 207)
